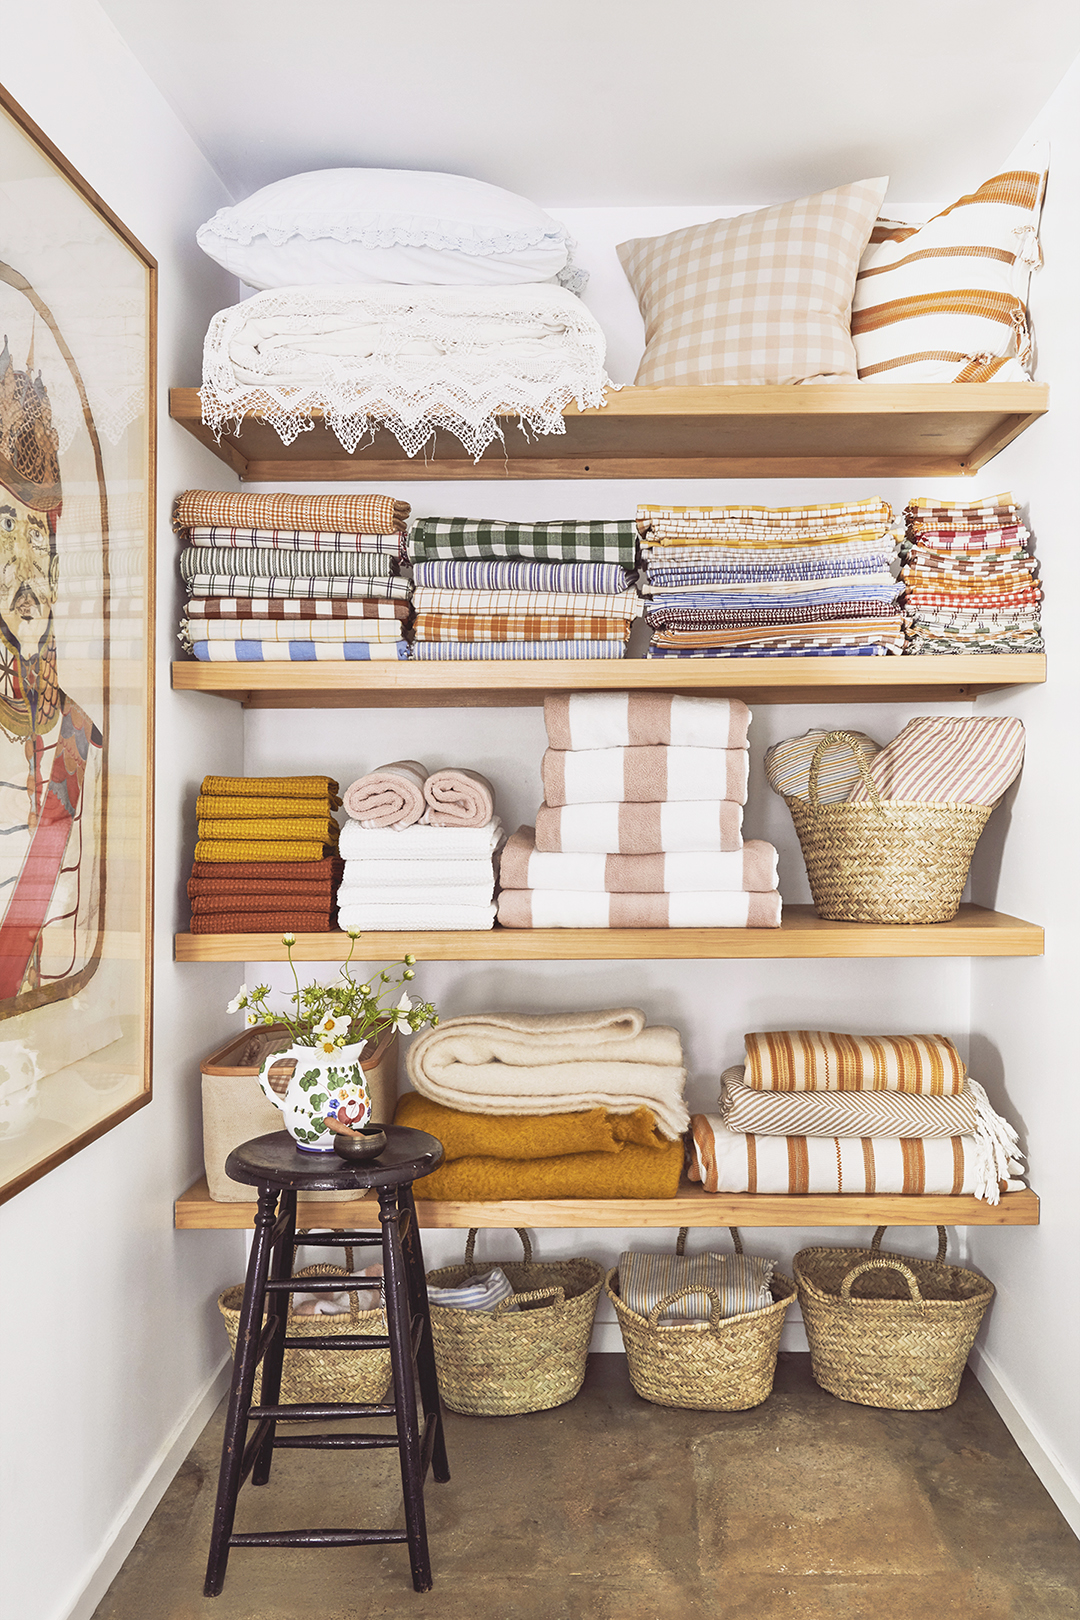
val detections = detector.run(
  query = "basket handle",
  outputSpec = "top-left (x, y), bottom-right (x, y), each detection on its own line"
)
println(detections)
top-left (840, 1257), bottom-right (924, 1303)
top-left (808, 730), bottom-right (883, 812)
top-left (497, 1286), bottom-right (565, 1312)
top-left (675, 1225), bottom-right (743, 1256)
top-left (871, 1225), bottom-right (948, 1262)
top-left (647, 1284), bottom-right (727, 1330)
top-left (463, 1227), bottom-right (532, 1274)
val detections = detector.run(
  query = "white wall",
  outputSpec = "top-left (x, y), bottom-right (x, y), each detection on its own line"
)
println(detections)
top-left (0, 6), bottom-right (250, 1619)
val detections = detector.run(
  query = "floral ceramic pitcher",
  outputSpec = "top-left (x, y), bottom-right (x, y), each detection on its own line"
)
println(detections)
top-left (257, 1038), bottom-right (372, 1152)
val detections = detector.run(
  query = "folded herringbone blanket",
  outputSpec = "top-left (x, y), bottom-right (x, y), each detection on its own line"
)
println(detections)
top-left (499, 827), bottom-right (776, 893)
top-left (544, 692), bottom-right (751, 752)
top-left (744, 1030), bottom-right (967, 1095)
top-left (412, 1139), bottom-right (685, 1201)
top-left (541, 745), bottom-right (749, 806)
top-left (394, 1092), bottom-right (666, 1160)
top-left (534, 800), bottom-right (743, 854)
top-left (497, 889), bottom-right (781, 929)
top-left (342, 761), bottom-right (429, 828)
top-left (405, 1009), bottom-right (688, 1140)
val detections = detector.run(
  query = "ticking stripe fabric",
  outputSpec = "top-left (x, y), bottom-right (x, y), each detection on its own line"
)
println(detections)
top-left (618, 178), bottom-right (888, 386)
top-left (617, 1248), bottom-right (775, 1324)
top-left (180, 547), bottom-right (394, 580)
top-left (425, 1267), bottom-right (516, 1312)
top-left (743, 1031), bottom-right (967, 1096)
top-left (764, 729), bottom-right (881, 803)
top-left (411, 558), bottom-right (634, 595)
top-left (185, 527), bottom-right (405, 558)
top-left (175, 490), bottom-right (408, 533)
top-left (853, 148), bottom-right (1048, 383)
top-left (845, 715), bottom-right (1025, 805)
top-left (409, 518), bottom-right (637, 567)
top-left (687, 1114), bottom-right (1020, 1202)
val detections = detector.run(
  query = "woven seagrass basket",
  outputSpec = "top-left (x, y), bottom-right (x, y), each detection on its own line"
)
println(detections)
top-left (426, 1229), bottom-right (604, 1416)
top-left (218, 1243), bottom-right (391, 1406)
top-left (785, 730), bottom-right (993, 924)
top-left (794, 1226), bottom-right (994, 1410)
top-left (605, 1229), bottom-right (796, 1411)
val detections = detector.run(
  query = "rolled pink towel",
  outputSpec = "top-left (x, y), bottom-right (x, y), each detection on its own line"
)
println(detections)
top-left (423, 767), bottom-right (496, 828)
top-left (342, 760), bottom-right (429, 828)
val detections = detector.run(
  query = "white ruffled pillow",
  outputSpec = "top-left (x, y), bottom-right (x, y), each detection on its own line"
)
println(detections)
top-left (197, 168), bottom-right (581, 291)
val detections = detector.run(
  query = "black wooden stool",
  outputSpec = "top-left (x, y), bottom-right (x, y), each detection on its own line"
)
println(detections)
top-left (204, 1125), bottom-right (449, 1597)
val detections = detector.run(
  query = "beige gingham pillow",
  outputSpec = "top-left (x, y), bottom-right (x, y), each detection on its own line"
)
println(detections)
top-left (617, 178), bottom-right (888, 387)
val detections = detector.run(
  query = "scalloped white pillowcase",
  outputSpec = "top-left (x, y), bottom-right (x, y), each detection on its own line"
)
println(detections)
top-left (197, 168), bottom-right (576, 290)
top-left (617, 177), bottom-right (888, 387)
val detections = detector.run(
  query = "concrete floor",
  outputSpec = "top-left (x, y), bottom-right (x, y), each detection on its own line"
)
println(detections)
top-left (93, 1354), bottom-right (1079, 1620)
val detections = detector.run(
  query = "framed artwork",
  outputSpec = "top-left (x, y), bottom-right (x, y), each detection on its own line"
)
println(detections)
top-left (0, 83), bottom-right (156, 1203)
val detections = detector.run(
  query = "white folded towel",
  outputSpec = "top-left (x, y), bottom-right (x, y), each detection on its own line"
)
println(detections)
top-left (341, 856), bottom-right (498, 888)
top-left (339, 817), bottom-right (504, 859)
top-left (337, 902), bottom-right (496, 931)
top-left (338, 882), bottom-right (495, 908)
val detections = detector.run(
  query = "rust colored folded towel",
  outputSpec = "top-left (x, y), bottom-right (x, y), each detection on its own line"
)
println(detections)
top-left (175, 490), bottom-right (409, 534)
top-left (199, 773), bottom-right (341, 802)
top-left (499, 825), bottom-right (777, 893)
top-left (422, 767), bottom-right (495, 828)
top-left (188, 876), bottom-right (339, 899)
top-left (497, 889), bottom-right (781, 929)
top-left (187, 911), bottom-right (333, 934)
top-left (411, 1139), bottom-right (685, 1201)
top-left (189, 856), bottom-right (343, 882)
top-left (342, 760), bottom-right (429, 827)
top-left (544, 691), bottom-right (752, 751)
top-left (542, 745), bottom-right (749, 807)
top-left (394, 1091), bottom-right (666, 1160)
top-left (189, 892), bottom-right (336, 915)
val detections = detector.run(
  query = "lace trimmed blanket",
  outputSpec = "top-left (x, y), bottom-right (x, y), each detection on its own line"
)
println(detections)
top-left (200, 284), bottom-right (614, 462)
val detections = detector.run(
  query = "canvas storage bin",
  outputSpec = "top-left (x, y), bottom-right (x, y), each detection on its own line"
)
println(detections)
top-left (426, 1229), bottom-right (604, 1415)
top-left (201, 1024), bottom-right (399, 1201)
top-left (793, 1226), bottom-right (995, 1410)
top-left (785, 730), bottom-right (993, 925)
top-left (605, 1228), bottom-right (796, 1411)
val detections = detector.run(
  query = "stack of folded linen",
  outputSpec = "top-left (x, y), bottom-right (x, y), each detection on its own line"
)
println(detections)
top-left (188, 774), bottom-right (342, 933)
top-left (175, 490), bottom-right (413, 661)
top-left (497, 692), bottom-right (781, 927)
top-left (899, 491), bottom-right (1043, 654)
top-left (637, 498), bottom-right (905, 657)
top-left (688, 1030), bottom-right (1026, 1206)
top-left (337, 761), bottom-right (502, 930)
top-left (397, 1008), bottom-right (688, 1198)
top-left (407, 518), bottom-right (641, 659)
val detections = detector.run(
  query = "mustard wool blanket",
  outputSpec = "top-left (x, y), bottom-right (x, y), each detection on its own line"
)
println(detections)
top-left (405, 1008), bottom-right (689, 1140)
top-left (394, 1092), bottom-right (668, 1160)
top-left (412, 1140), bottom-right (685, 1201)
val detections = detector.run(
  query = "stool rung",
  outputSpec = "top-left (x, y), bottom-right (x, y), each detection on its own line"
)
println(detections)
top-left (248, 1402), bottom-right (395, 1421)
top-left (284, 1334), bottom-right (390, 1351)
top-left (264, 1277), bottom-right (380, 1293)
top-left (292, 1233), bottom-right (381, 1248)
top-left (273, 1433), bottom-right (398, 1450)
top-left (230, 1529), bottom-right (408, 1549)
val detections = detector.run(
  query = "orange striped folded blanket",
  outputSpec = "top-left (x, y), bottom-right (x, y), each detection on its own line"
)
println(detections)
top-left (744, 1030), bottom-right (966, 1094)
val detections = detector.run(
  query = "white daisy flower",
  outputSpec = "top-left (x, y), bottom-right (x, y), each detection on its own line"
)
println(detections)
top-left (226, 984), bottom-right (249, 1015)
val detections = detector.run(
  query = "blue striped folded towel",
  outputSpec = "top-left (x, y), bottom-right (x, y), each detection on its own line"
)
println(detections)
top-left (426, 1267), bottom-right (517, 1312)
top-left (617, 1249), bottom-right (775, 1324)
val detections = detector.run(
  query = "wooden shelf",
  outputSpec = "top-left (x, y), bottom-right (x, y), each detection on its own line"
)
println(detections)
top-left (174, 1175), bottom-right (1039, 1230)
top-left (172, 653), bottom-right (1046, 710)
top-left (175, 905), bottom-right (1042, 962)
top-left (169, 382), bottom-right (1048, 481)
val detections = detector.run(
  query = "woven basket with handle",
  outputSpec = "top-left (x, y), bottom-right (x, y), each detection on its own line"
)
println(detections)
top-left (217, 1238), bottom-right (392, 1406)
top-left (605, 1228), bottom-right (795, 1411)
top-left (426, 1229), bottom-right (604, 1415)
top-left (794, 1226), bottom-right (994, 1410)
top-left (785, 729), bottom-right (993, 924)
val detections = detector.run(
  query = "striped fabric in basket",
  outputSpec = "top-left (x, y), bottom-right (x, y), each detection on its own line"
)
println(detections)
top-left (617, 1249), bottom-right (775, 1324)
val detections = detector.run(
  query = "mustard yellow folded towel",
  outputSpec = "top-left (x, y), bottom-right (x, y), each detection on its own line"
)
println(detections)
top-left (197, 817), bottom-right (340, 843)
top-left (196, 795), bottom-right (339, 821)
top-left (200, 774), bottom-right (341, 801)
top-left (394, 1091), bottom-right (666, 1161)
top-left (194, 839), bottom-right (334, 863)
top-left (412, 1139), bottom-right (685, 1201)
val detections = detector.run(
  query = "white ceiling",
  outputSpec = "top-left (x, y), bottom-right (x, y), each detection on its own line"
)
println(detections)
top-left (100, 0), bottom-right (1080, 209)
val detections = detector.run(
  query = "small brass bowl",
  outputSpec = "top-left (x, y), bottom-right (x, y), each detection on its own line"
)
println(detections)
top-left (332, 1126), bottom-right (388, 1163)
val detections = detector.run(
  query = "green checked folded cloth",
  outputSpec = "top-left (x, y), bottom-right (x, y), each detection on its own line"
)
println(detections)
top-left (410, 518), bottom-right (638, 568)
top-left (617, 1247), bottom-right (775, 1323)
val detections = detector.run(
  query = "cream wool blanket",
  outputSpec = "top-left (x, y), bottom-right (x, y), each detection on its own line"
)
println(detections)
top-left (405, 1008), bottom-right (689, 1140)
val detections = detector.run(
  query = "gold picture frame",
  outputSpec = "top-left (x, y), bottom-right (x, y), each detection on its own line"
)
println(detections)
top-left (0, 82), bottom-right (156, 1202)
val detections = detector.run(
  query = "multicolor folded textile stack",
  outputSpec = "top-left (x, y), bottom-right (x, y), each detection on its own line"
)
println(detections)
top-left (175, 490), bottom-right (413, 661)
top-left (188, 774), bottom-right (343, 933)
top-left (688, 1031), bottom-right (1026, 1205)
top-left (637, 498), bottom-right (904, 657)
top-left (336, 812), bottom-right (503, 931)
top-left (407, 518), bottom-right (641, 659)
top-left (497, 692), bottom-right (782, 927)
top-left (399, 1007), bottom-right (688, 1195)
top-left (899, 491), bottom-right (1044, 654)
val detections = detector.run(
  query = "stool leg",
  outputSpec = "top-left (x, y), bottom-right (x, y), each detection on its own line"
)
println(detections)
top-left (205, 1186), bottom-right (279, 1598)
top-left (400, 1183), bottom-right (450, 1484)
top-left (380, 1186), bottom-right (433, 1594)
top-left (251, 1187), bottom-right (297, 1486)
